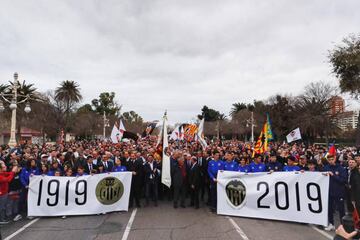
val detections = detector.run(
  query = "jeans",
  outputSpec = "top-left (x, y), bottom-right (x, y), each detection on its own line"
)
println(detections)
top-left (0, 194), bottom-right (8, 221)
top-left (6, 190), bottom-right (21, 217)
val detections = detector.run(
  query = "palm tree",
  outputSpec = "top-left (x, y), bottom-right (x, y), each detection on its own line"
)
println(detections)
top-left (55, 80), bottom-right (82, 113)
top-left (230, 102), bottom-right (247, 118)
top-left (0, 84), bottom-right (8, 94)
top-left (55, 80), bottom-right (82, 131)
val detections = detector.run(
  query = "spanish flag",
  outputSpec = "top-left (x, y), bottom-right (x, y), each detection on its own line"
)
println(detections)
top-left (253, 114), bottom-right (273, 156)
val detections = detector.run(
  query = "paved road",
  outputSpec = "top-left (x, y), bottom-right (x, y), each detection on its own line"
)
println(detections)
top-left (1, 201), bottom-right (336, 240)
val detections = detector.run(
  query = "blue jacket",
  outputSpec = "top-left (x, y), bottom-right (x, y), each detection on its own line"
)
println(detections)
top-left (208, 160), bottom-right (223, 182)
top-left (113, 165), bottom-right (127, 172)
top-left (20, 167), bottom-right (40, 187)
top-left (223, 160), bottom-right (239, 172)
top-left (238, 165), bottom-right (250, 173)
top-left (249, 162), bottom-right (266, 173)
top-left (323, 164), bottom-right (348, 197)
top-left (283, 165), bottom-right (300, 172)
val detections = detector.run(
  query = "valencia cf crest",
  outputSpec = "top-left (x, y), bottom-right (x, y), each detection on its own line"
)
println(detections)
top-left (225, 179), bottom-right (246, 208)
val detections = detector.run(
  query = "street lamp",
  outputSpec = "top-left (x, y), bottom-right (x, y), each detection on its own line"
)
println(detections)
top-left (103, 111), bottom-right (110, 139)
top-left (246, 111), bottom-right (255, 142)
top-left (0, 72), bottom-right (32, 147)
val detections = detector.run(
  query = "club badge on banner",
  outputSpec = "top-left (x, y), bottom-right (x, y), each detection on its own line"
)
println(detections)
top-left (217, 171), bottom-right (329, 226)
top-left (28, 172), bottom-right (132, 216)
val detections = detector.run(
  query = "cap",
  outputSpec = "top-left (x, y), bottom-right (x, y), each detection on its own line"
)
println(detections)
top-left (41, 154), bottom-right (49, 158)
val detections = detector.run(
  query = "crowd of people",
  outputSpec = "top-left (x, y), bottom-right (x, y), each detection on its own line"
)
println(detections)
top-left (0, 137), bottom-right (359, 236)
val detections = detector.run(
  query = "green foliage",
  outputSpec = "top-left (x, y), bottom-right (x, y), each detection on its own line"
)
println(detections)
top-left (77, 104), bottom-right (94, 114)
top-left (55, 80), bottom-right (82, 112)
top-left (329, 34), bottom-right (360, 98)
top-left (230, 102), bottom-right (247, 117)
top-left (91, 92), bottom-right (121, 116)
top-left (198, 105), bottom-right (225, 121)
top-left (121, 111), bottom-right (143, 123)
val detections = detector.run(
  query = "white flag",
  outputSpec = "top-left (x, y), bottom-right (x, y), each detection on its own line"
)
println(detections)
top-left (161, 112), bottom-right (171, 188)
top-left (110, 123), bottom-right (121, 143)
top-left (286, 128), bottom-right (302, 143)
top-left (196, 118), bottom-right (208, 149)
top-left (118, 119), bottom-right (126, 141)
top-left (169, 125), bottom-right (180, 140)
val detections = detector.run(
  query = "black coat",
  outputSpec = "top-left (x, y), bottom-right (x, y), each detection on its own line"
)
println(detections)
top-left (126, 159), bottom-right (143, 185)
top-left (84, 163), bottom-right (98, 174)
top-left (188, 163), bottom-right (201, 189)
top-left (99, 161), bottom-right (114, 172)
top-left (171, 162), bottom-right (185, 188)
top-left (144, 161), bottom-right (160, 183)
top-left (349, 168), bottom-right (360, 204)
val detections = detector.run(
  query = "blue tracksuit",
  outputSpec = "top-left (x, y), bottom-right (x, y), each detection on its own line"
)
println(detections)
top-left (223, 160), bottom-right (239, 172)
top-left (20, 167), bottom-right (40, 187)
top-left (238, 165), bottom-right (250, 173)
top-left (208, 160), bottom-right (224, 182)
top-left (208, 159), bottom-right (224, 211)
top-left (113, 165), bottom-right (127, 172)
top-left (249, 162), bottom-right (266, 173)
top-left (283, 165), bottom-right (300, 172)
top-left (323, 163), bottom-right (348, 225)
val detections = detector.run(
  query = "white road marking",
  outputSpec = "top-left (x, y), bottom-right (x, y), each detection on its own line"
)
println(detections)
top-left (227, 216), bottom-right (250, 240)
top-left (121, 208), bottom-right (138, 240)
top-left (310, 225), bottom-right (333, 240)
top-left (4, 218), bottom-right (40, 240)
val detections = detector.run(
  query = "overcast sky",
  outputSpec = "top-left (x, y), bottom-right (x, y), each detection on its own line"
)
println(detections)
top-left (0, 0), bottom-right (359, 123)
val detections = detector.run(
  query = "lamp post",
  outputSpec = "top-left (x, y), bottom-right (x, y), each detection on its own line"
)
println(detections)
top-left (0, 72), bottom-right (32, 148)
top-left (246, 111), bottom-right (255, 142)
top-left (103, 111), bottom-right (110, 139)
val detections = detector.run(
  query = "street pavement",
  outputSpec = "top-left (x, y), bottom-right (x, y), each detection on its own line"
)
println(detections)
top-left (1, 201), bottom-right (336, 240)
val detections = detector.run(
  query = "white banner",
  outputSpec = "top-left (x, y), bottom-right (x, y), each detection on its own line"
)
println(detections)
top-left (217, 171), bottom-right (329, 226)
top-left (28, 172), bottom-right (132, 216)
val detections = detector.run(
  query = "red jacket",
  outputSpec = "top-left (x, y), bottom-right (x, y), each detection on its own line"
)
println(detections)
top-left (0, 171), bottom-right (15, 196)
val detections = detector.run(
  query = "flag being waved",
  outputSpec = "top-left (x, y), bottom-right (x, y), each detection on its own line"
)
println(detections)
top-left (253, 114), bottom-right (273, 155)
top-left (286, 128), bottom-right (302, 143)
top-left (110, 119), bottom-right (126, 143)
top-left (196, 118), bottom-right (208, 149)
top-left (141, 121), bottom-right (158, 138)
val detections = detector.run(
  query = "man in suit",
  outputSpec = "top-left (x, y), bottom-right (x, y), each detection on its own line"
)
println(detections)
top-left (188, 156), bottom-right (201, 209)
top-left (144, 154), bottom-right (160, 206)
top-left (349, 159), bottom-right (360, 221)
top-left (84, 155), bottom-right (98, 174)
top-left (100, 154), bottom-right (114, 173)
top-left (126, 152), bottom-right (143, 208)
top-left (172, 156), bottom-right (187, 208)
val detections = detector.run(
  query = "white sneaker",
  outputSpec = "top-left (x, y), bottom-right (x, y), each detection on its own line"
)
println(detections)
top-left (324, 224), bottom-right (335, 231)
top-left (61, 216), bottom-right (66, 219)
top-left (13, 214), bottom-right (22, 222)
top-left (27, 216), bottom-right (34, 220)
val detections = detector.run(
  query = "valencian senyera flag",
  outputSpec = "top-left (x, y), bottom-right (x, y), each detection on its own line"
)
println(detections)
top-left (182, 124), bottom-right (198, 141)
top-left (253, 113), bottom-right (273, 156)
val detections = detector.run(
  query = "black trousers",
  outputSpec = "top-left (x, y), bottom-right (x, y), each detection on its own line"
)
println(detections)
top-left (210, 182), bottom-right (217, 210)
top-left (173, 184), bottom-right (186, 207)
top-left (129, 183), bottom-right (141, 207)
top-left (190, 187), bottom-right (199, 208)
top-left (145, 180), bottom-right (158, 204)
top-left (328, 196), bottom-right (345, 225)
